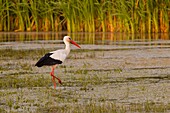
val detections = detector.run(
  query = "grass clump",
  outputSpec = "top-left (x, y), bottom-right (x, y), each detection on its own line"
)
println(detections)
top-left (0, 75), bottom-right (51, 89)
top-left (37, 102), bottom-right (125, 113)
top-left (128, 102), bottom-right (170, 112)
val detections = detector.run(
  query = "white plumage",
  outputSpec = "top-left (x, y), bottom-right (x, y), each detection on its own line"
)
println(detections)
top-left (50, 49), bottom-right (69, 62)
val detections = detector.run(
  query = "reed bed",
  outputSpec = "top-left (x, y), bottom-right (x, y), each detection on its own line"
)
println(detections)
top-left (1, 0), bottom-right (170, 33)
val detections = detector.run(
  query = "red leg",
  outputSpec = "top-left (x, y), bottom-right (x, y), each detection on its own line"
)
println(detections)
top-left (50, 72), bottom-right (57, 89)
top-left (50, 67), bottom-right (62, 89)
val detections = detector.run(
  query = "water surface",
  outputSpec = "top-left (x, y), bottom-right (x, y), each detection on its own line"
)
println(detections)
top-left (1, 32), bottom-right (170, 50)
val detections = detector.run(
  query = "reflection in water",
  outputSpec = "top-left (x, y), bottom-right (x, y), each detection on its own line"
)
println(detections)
top-left (0, 32), bottom-right (170, 45)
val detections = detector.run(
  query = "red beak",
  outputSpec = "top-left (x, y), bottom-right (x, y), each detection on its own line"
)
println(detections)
top-left (70, 40), bottom-right (81, 48)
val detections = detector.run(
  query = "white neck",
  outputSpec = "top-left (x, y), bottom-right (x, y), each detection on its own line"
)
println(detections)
top-left (65, 41), bottom-right (71, 55)
top-left (65, 41), bottom-right (70, 49)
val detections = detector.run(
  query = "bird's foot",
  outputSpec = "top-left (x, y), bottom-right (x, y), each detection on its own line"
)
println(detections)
top-left (50, 72), bottom-right (62, 87)
top-left (57, 79), bottom-right (62, 85)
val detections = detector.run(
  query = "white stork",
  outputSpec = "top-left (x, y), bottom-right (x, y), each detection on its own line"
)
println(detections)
top-left (35, 36), bottom-right (81, 89)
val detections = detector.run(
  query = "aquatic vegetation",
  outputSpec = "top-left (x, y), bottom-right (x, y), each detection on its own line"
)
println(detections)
top-left (1, 0), bottom-right (170, 33)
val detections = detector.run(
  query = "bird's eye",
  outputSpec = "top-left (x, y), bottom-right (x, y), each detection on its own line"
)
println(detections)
top-left (69, 38), bottom-right (71, 40)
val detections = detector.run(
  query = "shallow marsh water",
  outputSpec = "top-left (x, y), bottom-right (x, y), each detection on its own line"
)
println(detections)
top-left (0, 32), bottom-right (170, 112)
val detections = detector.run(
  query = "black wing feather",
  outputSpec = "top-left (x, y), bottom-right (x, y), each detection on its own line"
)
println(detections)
top-left (35, 53), bottom-right (62, 67)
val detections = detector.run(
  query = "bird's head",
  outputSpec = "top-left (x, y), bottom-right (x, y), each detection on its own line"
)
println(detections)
top-left (63, 36), bottom-right (81, 48)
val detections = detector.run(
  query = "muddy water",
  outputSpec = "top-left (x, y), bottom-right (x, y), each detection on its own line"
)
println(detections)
top-left (0, 32), bottom-right (170, 112)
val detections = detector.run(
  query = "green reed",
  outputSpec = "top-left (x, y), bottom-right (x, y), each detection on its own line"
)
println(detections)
top-left (0, 0), bottom-right (170, 33)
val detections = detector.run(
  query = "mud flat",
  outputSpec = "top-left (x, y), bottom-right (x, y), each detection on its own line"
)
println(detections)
top-left (0, 41), bottom-right (170, 112)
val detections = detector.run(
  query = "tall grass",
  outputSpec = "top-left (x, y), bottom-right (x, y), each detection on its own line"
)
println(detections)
top-left (1, 0), bottom-right (170, 33)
